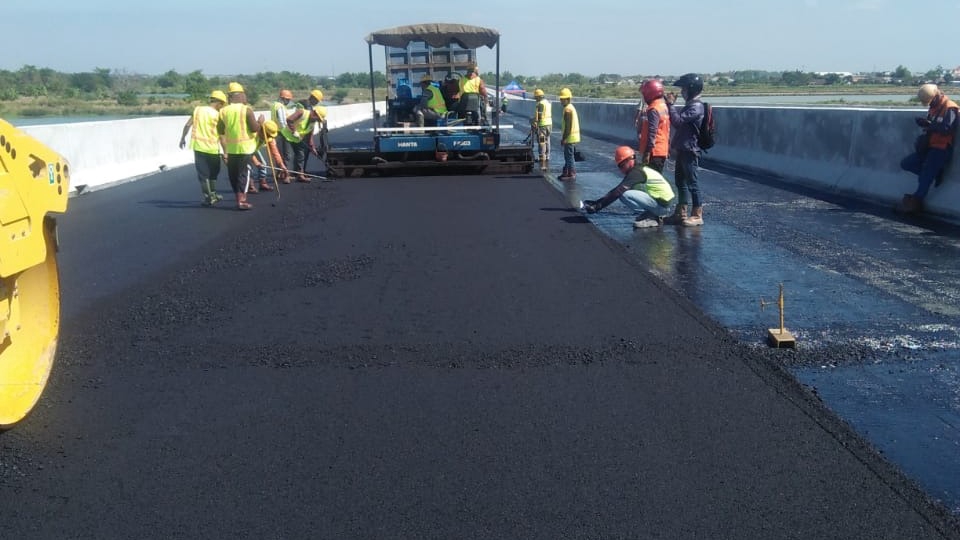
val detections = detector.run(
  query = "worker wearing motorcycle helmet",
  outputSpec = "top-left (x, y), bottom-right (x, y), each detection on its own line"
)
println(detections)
top-left (665, 73), bottom-right (706, 226)
top-left (898, 83), bottom-right (959, 214)
top-left (579, 146), bottom-right (676, 228)
top-left (637, 79), bottom-right (670, 173)
top-left (558, 88), bottom-right (580, 180)
top-left (532, 88), bottom-right (552, 171)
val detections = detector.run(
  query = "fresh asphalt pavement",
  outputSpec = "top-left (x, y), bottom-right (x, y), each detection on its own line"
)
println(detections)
top-left (0, 119), bottom-right (958, 539)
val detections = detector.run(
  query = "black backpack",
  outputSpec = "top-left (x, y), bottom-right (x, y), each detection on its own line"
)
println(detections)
top-left (698, 102), bottom-right (716, 150)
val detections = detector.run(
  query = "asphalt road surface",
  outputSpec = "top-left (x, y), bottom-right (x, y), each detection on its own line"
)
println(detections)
top-left (1, 123), bottom-right (959, 539)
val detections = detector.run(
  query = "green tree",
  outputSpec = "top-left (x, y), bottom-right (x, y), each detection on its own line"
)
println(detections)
top-left (184, 70), bottom-right (210, 100)
top-left (893, 65), bottom-right (911, 81)
top-left (157, 69), bottom-right (182, 89)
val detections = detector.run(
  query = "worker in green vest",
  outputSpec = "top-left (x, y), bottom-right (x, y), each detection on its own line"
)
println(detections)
top-left (271, 89), bottom-right (302, 183)
top-left (217, 81), bottom-right (261, 210)
top-left (414, 74), bottom-right (448, 127)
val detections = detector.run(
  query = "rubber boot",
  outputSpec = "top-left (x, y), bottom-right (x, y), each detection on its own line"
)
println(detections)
top-left (200, 180), bottom-right (214, 206)
top-left (208, 179), bottom-right (223, 204)
top-left (664, 204), bottom-right (687, 225)
top-left (683, 205), bottom-right (704, 226)
top-left (895, 194), bottom-right (921, 214)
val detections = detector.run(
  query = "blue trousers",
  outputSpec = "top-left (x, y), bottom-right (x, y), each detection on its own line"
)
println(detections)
top-left (900, 147), bottom-right (951, 201)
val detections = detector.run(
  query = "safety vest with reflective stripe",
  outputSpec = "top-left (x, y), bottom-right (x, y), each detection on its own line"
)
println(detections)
top-left (638, 97), bottom-right (670, 158)
top-left (220, 103), bottom-right (257, 154)
top-left (536, 99), bottom-right (552, 127)
top-left (630, 166), bottom-right (675, 204)
top-left (272, 100), bottom-right (302, 143)
top-left (425, 85), bottom-right (447, 114)
top-left (928, 97), bottom-right (959, 149)
top-left (562, 103), bottom-right (580, 144)
top-left (190, 105), bottom-right (220, 154)
top-left (296, 106), bottom-right (327, 137)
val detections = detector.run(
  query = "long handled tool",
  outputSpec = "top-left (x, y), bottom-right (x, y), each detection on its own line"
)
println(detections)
top-left (261, 165), bottom-right (328, 181)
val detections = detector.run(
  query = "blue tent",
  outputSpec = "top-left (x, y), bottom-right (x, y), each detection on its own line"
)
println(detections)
top-left (503, 80), bottom-right (524, 95)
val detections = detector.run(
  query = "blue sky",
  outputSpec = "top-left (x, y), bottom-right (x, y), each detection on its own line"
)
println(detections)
top-left (1, 0), bottom-right (954, 78)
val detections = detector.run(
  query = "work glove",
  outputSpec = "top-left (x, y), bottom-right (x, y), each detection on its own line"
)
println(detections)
top-left (916, 117), bottom-right (932, 128)
top-left (580, 200), bottom-right (600, 214)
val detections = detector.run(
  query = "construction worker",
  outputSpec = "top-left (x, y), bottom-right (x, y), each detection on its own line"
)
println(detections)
top-left (285, 89), bottom-right (327, 182)
top-left (217, 81), bottom-right (261, 210)
top-left (179, 90), bottom-right (227, 206)
top-left (580, 146), bottom-right (676, 229)
top-left (558, 88), bottom-right (580, 180)
top-left (532, 89), bottom-right (552, 171)
top-left (898, 83), bottom-right (959, 214)
top-left (458, 64), bottom-right (487, 124)
top-left (638, 79), bottom-right (670, 173)
top-left (249, 120), bottom-right (288, 191)
top-left (271, 89), bottom-right (302, 183)
top-left (414, 74), bottom-right (447, 127)
top-left (665, 73), bottom-right (706, 226)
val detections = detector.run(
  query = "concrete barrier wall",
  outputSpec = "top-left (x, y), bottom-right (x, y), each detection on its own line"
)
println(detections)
top-left (19, 98), bottom-right (960, 220)
top-left (20, 101), bottom-right (384, 193)
top-left (510, 99), bottom-right (960, 220)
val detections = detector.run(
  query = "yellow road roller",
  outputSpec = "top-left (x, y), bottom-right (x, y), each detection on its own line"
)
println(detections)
top-left (0, 118), bottom-right (69, 428)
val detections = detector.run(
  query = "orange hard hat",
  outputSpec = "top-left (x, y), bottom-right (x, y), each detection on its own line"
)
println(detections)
top-left (279, 89), bottom-right (293, 100)
top-left (614, 146), bottom-right (636, 167)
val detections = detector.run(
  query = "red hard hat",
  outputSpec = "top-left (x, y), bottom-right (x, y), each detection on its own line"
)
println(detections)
top-left (640, 79), bottom-right (664, 103)
top-left (614, 146), bottom-right (636, 167)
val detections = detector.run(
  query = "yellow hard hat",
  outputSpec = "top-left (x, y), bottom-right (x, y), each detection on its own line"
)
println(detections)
top-left (558, 88), bottom-right (573, 99)
top-left (261, 120), bottom-right (279, 139)
top-left (310, 89), bottom-right (324, 102)
top-left (209, 90), bottom-right (227, 103)
top-left (420, 74), bottom-right (433, 83)
top-left (534, 89), bottom-right (545, 98)
top-left (918, 83), bottom-right (939, 105)
top-left (228, 82), bottom-right (244, 93)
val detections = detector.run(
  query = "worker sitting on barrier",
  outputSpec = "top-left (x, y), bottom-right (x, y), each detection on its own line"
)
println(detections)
top-left (414, 74), bottom-right (448, 127)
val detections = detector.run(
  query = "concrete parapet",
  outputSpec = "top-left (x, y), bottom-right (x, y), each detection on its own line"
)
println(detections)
top-left (512, 98), bottom-right (960, 221)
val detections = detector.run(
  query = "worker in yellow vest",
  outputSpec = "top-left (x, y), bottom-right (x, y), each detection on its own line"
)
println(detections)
top-left (285, 89), bottom-right (327, 182)
top-left (558, 87), bottom-right (580, 180)
top-left (179, 89), bottom-right (227, 206)
top-left (217, 82), bottom-right (261, 210)
top-left (580, 146), bottom-right (676, 229)
top-left (414, 74), bottom-right (448, 127)
top-left (532, 89), bottom-right (552, 171)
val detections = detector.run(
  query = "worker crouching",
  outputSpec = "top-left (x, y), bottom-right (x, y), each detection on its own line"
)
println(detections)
top-left (580, 146), bottom-right (676, 229)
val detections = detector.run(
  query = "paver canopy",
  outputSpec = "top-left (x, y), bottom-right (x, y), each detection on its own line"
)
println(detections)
top-left (365, 23), bottom-right (500, 50)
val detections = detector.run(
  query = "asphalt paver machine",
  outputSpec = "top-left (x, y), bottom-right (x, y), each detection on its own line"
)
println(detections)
top-left (325, 23), bottom-right (534, 177)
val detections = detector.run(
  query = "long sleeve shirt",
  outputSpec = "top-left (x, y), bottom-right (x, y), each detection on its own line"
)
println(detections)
top-left (669, 99), bottom-right (705, 153)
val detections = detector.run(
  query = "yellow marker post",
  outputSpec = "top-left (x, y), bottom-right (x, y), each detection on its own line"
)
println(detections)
top-left (761, 283), bottom-right (796, 348)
